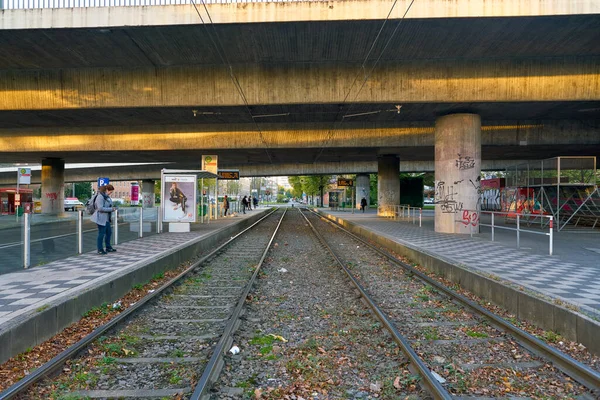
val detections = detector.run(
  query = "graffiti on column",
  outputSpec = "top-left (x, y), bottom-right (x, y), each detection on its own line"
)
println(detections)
top-left (45, 192), bottom-right (58, 208)
top-left (435, 181), bottom-right (463, 213)
top-left (455, 154), bottom-right (475, 170)
top-left (469, 177), bottom-right (484, 195)
top-left (461, 210), bottom-right (479, 226)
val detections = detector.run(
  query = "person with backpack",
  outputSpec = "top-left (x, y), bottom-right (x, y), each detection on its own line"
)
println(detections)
top-left (91, 184), bottom-right (117, 255)
top-left (253, 196), bottom-right (258, 209)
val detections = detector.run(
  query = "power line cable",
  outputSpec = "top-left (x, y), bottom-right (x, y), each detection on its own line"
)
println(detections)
top-left (189, 0), bottom-right (273, 164)
top-left (313, 0), bottom-right (416, 163)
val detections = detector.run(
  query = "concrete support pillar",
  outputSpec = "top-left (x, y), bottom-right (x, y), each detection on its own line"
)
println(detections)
top-left (41, 158), bottom-right (65, 215)
top-left (355, 174), bottom-right (370, 210)
top-left (142, 180), bottom-right (155, 208)
top-left (377, 155), bottom-right (400, 216)
top-left (434, 113), bottom-right (481, 234)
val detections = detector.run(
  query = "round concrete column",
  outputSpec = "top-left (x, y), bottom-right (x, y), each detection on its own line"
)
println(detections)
top-left (355, 174), bottom-right (370, 210)
top-left (434, 114), bottom-right (481, 234)
top-left (377, 155), bottom-right (400, 216)
top-left (41, 158), bottom-right (65, 215)
top-left (142, 180), bottom-right (155, 208)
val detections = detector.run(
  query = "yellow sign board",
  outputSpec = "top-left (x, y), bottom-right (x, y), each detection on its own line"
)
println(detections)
top-left (202, 155), bottom-right (218, 174)
top-left (217, 170), bottom-right (240, 180)
top-left (337, 178), bottom-right (354, 187)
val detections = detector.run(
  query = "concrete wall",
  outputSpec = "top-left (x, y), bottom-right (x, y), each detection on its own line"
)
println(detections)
top-left (1, 58), bottom-right (599, 110)
top-left (2, 0), bottom-right (598, 30)
top-left (0, 120), bottom-right (597, 153)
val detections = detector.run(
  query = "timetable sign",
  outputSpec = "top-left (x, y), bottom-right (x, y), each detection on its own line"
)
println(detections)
top-left (217, 170), bottom-right (240, 180)
top-left (337, 178), bottom-right (354, 187)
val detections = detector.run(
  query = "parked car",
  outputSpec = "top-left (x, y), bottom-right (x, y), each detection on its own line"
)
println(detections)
top-left (423, 197), bottom-right (434, 205)
top-left (64, 197), bottom-right (84, 211)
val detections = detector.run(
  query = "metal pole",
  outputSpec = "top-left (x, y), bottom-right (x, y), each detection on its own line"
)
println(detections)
top-left (139, 207), bottom-right (144, 238)
top-left (114, 209), bottom-right (119, 245)
top-left (557, 157), bottom-right (561, 231)
top-left (201, 179), bottom-right (204, 224)
top-left (352, 187), bottom-right (355, 214)
top-left (412, 207), bottom-right (416, 224)
top-left (77, 210), bottom-right (83, 254)
top-left (419, 208), bottom-right (422, 227)
top-left (549, 216), bottom-right (554, 256)
top-left (215, 179), bottom-right (218, 221)
top-left (491, 212), bottom-right (495, 241)
top-left (517, 214), bottom-right (521, 249)
top-left (157, 206), bottom-right (161, 233)
top-left (23, 212), bottom-right (30, 269)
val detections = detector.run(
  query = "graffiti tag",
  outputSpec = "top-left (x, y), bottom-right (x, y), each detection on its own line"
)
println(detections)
top-left (455, 154), bottom-right (475, 170)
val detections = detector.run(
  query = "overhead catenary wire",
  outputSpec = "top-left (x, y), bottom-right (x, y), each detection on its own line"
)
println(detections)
top-left (189, 0), bottom-right (273, 164)
top-left (313, 0), bottom-right (416, 164)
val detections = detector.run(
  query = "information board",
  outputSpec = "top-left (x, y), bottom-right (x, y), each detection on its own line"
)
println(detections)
top-left (217, 170), bottom-right (240, 180)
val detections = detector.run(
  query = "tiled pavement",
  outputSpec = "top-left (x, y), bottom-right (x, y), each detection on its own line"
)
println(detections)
top-left (0, 215), bottom-right (254, 327)
top-left (323, 210), bottom-right (600, 317)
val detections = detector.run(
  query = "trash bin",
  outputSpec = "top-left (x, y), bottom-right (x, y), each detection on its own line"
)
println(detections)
top-left (16, 206), bottom-right (24, 216)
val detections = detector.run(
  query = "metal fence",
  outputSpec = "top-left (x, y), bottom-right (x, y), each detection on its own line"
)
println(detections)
top-left (458, 209), bottom-right (554, 255)
top-left (377, 204), bottom-right (422, 227)
top-left (1, 0), bottom-right (322, 10)
top-left (5, 207), bottom-right (161, 274)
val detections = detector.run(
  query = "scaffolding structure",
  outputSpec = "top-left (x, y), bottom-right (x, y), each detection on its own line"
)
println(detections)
top-left (504, 157), bottom-right (599, 231)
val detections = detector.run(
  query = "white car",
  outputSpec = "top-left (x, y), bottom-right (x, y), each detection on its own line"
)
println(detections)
top-left (423, 197), bottom-right (434, 205)
top-left (64, 198), bottom-right (84, 211)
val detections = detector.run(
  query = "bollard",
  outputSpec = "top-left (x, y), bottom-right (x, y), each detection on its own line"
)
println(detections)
top-left (549, 216), bottom-right (554, 255)
top-left (517, 214), bottom-right (520, 249)
top-left (78, 210), bottom-right (83, 254)
top-left (491, 212), bottom-right (495, 242)
top-left (139, 207), bottom-right (144, 238)
top-left (157, 206), bottom-right (162, 234)
top-left (23, 212), bottom-right (30, 269)
top-left (419, 208), bottom-right (422, 227)
top-left (114, 209), bottom-right (119, 245)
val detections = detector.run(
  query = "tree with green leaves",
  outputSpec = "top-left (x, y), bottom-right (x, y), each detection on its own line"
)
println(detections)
top-left (63, 182), bottom-right (92, 201)
top-left (287, 175), bottom-right (332, 206)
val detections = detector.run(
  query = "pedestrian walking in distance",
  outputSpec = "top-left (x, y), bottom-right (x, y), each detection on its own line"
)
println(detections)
top-left (360, 197), bottom-right (367, 213)
top-left (242, 196), bottom-right (248, 214)
top-left (223, 195), bottom-right (230, 216)
top-left (91, 184), bottom-right (118, 255)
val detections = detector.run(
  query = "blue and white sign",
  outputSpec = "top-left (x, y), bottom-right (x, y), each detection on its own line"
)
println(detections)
top-left (98, 177), bottom-right (110, 187)
top-left (17, 168), bottom-right (31, 185)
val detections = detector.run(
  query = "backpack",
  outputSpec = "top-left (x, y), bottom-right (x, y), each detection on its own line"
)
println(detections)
top-left (85, 193), bottom-right (99, 215)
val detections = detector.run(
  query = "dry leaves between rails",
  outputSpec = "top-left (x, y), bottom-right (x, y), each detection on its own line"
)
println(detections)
top-left (379, 245), bottom-right (599, 370)
top-left (0, 264), bottom-right (188, 393)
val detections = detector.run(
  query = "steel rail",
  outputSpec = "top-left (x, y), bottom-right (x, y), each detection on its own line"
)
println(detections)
top-left (308, 208), bottom-right (600, 395)
top-left (190, 208), bottom-right (287, 399)
top-left (0, 208), bottom-right (279, 400)
top-left (298, 208), bottom-right (452, 400)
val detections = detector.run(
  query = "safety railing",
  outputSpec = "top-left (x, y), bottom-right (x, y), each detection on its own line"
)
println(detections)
top-left (1, 0), bottom-right (323, 10)
top-left (460, 209), bottom-right (554, 256)
top-left (8, 207), bottom-right (160, 272)
top-left (378, 204), bottom-right (422, 227)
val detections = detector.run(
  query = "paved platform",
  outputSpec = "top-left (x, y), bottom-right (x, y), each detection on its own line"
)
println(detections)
top-left (0, 211), bottom-right (262, 330)
top-left (320, 209), bottom-right (600, 318)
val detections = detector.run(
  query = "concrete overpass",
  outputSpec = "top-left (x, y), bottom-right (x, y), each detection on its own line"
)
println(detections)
top-left (1, 0), bottom-right (599, 231)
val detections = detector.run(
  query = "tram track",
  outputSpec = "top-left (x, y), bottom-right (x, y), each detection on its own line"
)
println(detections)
top-left (1, 208), bottom-right (285, 400)
top-left (301, 208), bottom-right (600, 399)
